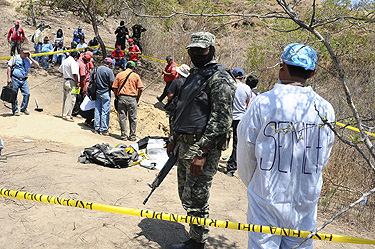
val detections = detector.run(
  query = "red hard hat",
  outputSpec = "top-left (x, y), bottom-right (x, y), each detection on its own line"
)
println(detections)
top-left (15, 21), bottom-right (20, 25)
top-left (128, 38), bottom-right (134, 43)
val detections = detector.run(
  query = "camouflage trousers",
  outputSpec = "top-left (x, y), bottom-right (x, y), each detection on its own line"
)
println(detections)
top-left (175, 140), bottom-right (220, 243)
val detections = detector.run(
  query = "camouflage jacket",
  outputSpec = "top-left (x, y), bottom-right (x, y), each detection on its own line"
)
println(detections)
top-left (174, 60), bottom-right (236, 151)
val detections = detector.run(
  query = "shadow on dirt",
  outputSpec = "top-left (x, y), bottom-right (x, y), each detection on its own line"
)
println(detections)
top-left (134, 218), bottom-right (188, 248)
top-left (135, 218), bottom-right (239, 248)
top-left (153, 101), bottom-right (166, 112)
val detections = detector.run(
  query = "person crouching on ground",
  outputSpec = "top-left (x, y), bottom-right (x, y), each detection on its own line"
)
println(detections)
top-left (112, 61), bottom-right (143, 141)
top-left (91, 58), bottom-right (115, 136)
top-left (111, 45), bottom-right (127, 70)
top-left (7, 47), bottom-right (39, 116)
top-left (237, 43), bottom-right (335, 249)
top-left (40, 36), bottom-right (53, 68)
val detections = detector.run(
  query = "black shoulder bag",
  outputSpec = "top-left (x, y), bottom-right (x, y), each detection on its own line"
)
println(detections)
top-left (87, 68), bottom-right (97, 100)
top-left (114, 71), bottom-right (133, 111)
top-left (1, 56), bottom-right (18, 103)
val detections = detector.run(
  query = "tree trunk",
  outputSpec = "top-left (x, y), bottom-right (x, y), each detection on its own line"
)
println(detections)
top-left (29, 0), bottom-right (36, 27)
top-left (90, 10), bottom-right (107, 58)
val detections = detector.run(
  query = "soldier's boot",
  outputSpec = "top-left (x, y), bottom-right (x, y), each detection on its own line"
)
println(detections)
top-left (170, 239), bottom-right (205, 249)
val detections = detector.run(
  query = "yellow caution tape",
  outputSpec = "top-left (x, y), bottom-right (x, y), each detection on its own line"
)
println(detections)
top-left (1, 188), bottom-right (374, 244)
top-left (335, 122), bottom-right (375, 137)
top-left (0, 46), bottom-right (101, 61)
top-left (0, 55), bottom-right (12, 61)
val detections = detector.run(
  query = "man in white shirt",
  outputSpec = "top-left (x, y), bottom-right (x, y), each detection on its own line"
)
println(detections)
top-left (237, 43), bottom-right (335, 249)
top-left (224, 67), bottom-right (253, 176)
top-left (58, 51), bottom-right (80, 122)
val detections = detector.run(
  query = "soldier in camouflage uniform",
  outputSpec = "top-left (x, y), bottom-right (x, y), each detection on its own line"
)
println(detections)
top-left (168, 32), bottom-right (236, 249)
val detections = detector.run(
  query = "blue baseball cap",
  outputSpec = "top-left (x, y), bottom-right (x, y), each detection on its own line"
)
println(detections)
top-left (232, 68), bottom-right (245, 78)
top-left (280, 43), bottom-right (317, 71)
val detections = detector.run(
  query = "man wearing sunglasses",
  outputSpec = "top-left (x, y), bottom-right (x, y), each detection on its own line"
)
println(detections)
top-left (7, 47), bottom-right (39, 116)
top-left (168, 32), bottom-right (236, 249)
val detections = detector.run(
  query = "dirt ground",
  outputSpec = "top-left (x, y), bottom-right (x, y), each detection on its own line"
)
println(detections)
top-left (0, 2), bottom-right (374, 249)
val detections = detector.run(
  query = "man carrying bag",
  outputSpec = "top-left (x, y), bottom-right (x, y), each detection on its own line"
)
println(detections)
top-left (112, 61), bottom-right (143, 141)
top-left (5, 47), bottom-right (39, 116)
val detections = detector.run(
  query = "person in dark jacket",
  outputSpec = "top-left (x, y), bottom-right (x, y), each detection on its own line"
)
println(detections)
top-left (164, 64), bottom-right (190, 132)
top-left (131, 24), bottom-right (146, 52)
top-left (115, 21), bottom-right (129, 50)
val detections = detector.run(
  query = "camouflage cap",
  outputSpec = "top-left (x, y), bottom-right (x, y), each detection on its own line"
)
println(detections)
top-left (186, 32), bottom-right (215, 49)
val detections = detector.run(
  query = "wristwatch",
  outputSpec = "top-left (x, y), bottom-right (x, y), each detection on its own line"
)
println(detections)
top-left (196, 149), bottom-right (208, 158)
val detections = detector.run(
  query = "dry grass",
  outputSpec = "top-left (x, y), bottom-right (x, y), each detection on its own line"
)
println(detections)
top-left (320, 139), bottom-right (375, 230)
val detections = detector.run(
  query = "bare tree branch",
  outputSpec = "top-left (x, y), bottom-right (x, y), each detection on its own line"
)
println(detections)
top-left (210, 17), bottom-right (246, 31)
top-left (310, 0), bottom-right (316, 27)
top-left (292, 187), bottom-right (375, 249)
top-left (326, 178), bottom-right (364, 195)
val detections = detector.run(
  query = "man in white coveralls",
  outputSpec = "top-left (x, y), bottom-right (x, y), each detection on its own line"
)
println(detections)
top-left (237, 43), bottom-right (335, 249)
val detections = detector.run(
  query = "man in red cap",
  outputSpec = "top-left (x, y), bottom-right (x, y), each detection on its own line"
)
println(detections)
top-left (111, 45), bottom-right (127, 70)
top-left (7, 21), bottom-right (25, 56)
top-left (127, 38), bottom-right (141, 63)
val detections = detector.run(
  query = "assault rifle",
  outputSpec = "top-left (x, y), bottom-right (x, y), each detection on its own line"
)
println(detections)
top-left (143, 152), bottom-right (177, 205)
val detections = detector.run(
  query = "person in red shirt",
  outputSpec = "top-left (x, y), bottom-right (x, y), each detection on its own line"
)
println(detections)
top-left (157, 55), bottom-right (178, 102)
top-left (127, 38), bottom-right (141, 62)
top-left (111, 45), bottom-right (127, 70)
top-left (7, 21), bottom-right (25, 56)
top-left (80, 50), bottom-right (94, 93)
top-left (72, 52), bottom-right (92, 117)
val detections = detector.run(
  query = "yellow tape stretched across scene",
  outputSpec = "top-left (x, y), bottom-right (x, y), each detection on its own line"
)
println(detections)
top-left (335, 122), bottom-right (375, 137)
top-left (0, 188), bottom-right (374, 245)
top-left (0, 46), bottom-right (100, 61)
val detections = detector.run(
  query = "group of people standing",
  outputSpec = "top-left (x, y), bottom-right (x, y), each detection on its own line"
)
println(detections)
top-left (5, 20), bottom-right (145, 141)
top-left (115, 21), bottom-right (146, 52)
top-left (57, 50), bottom-right (143, 141)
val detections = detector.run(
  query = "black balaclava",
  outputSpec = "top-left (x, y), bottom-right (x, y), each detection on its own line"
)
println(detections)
top-left (189, 46), bottom-right (215, 68)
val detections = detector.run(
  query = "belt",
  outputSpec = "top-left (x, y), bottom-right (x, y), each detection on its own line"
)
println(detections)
top-left (178, 134), bottom-right (202, 143)
top-left (12, 75), bottom-right (28, 81)
top-left (64, 78), bottom-right (74, 81)
top-left (118, 94), bottom-right (136, 97)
